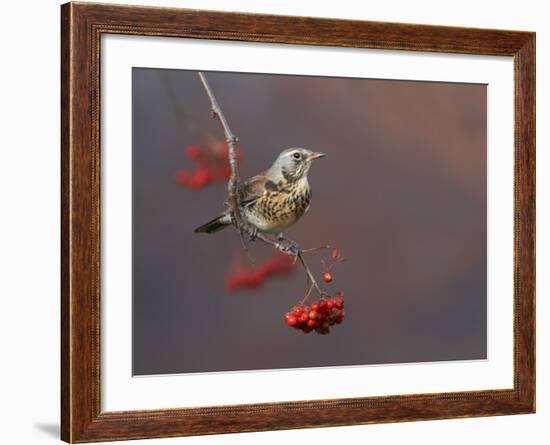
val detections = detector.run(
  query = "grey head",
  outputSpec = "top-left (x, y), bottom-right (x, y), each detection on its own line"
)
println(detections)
top-left (268, 147), bottom-right (325, 183)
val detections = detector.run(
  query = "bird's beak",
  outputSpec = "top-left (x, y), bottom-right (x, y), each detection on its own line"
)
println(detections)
top-left (308, 152), bottom-right (326, 161)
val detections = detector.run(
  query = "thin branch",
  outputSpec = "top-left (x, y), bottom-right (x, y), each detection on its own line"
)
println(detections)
top-left (198, 71), bottom-right (252, 254)
top-left (298, 252), bottom-right (324, 297)
top-left (197, 72), bottom-right (324, 301)
top-left (301, 245), bottom-right (332, 254)
top-left (301, 280), bottom-right (314, 305)
top-left (197, 73), bottom-right (240, 217)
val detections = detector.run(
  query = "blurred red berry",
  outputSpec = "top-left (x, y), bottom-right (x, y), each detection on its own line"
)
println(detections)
top-left (185, 144), bottom-right (201, 160)
top-left (176, 140), bottom-right (243, 190)
top-left (224, 254), bottom-right (295, 292)
top-left (322, 272), bottom-right (333, 283)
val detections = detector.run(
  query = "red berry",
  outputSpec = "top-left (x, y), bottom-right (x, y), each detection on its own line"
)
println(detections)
top-left (195, 167), bottom-right (211, 182)
top-left (188, 178), bottom-right (203, 189)
top-left (286, 314), bottom-right (298, 326)
top-left (185, 144), bottom-right (201, 160)
top-left (322, 272), bottom-right (333, 283)
top-left (331, 249), bottom-right (339, 259)
top-left (299, 313), bottom-right (309, 323)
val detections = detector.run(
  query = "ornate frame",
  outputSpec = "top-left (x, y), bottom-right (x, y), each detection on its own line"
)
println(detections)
top-left (61, 2), bottom-right (535, 442)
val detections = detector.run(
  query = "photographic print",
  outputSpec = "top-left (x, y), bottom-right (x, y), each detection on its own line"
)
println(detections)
top-left (62, 5), bottom-right (536, 440)
top-left (132, 68), bottom-right (487, 376)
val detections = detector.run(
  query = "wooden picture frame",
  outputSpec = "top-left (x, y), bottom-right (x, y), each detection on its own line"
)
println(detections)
top-left (61, 2), bottom-right (535, 442)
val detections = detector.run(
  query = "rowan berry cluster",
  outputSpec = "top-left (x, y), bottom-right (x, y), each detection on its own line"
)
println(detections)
top-left (284, 292), bottom-right (345, 335)
top-left (225, 254), bottom-right (295, 292)
top-left (175, 141), bottom-right (243, 189)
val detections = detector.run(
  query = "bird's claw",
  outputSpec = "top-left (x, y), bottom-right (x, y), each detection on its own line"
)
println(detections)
top-left (247, 226), bottom-right (257, 241)
top-left (276, 238), bottom-right (300, 257)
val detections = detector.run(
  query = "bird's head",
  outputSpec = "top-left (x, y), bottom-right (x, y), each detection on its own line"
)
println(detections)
top-left (271, 147), bottom-right (325, 182)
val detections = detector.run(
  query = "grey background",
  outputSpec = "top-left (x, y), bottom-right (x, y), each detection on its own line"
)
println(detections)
top-left (132, 68), bottom-right (487, 376)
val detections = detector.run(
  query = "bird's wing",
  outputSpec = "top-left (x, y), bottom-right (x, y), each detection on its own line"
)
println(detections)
top-left (238, 172), bottom-right (278, 205)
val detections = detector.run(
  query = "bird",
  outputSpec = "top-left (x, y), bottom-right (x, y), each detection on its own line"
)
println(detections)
top-left (194, 147), bottom-right (325, 239)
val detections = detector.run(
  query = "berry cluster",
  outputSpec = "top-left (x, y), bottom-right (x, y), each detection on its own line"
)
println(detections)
top-left (225, 254), bottom-right (295, 292)
top-left (175, 141), bottom-right (243, 190)
top-left (284, 292), bottom-right (345, 335)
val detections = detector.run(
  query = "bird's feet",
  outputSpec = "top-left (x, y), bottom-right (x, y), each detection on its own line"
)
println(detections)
top-left (247, 226), bottom-right (258, 241)
top-left (276, 238), bottom-right (300, 257)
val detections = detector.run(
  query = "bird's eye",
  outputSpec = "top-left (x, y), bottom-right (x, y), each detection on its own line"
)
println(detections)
top-left (293, 152), bottom-right (301, 160)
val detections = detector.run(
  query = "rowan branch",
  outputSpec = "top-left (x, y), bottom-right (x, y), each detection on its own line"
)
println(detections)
top-left (197, 72), bottom-right (242, 228)
top-left (197, 71), bottom-right (324, 300)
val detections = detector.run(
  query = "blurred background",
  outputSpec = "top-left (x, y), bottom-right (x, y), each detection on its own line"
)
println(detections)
top-left (132, 68), bottom-right (487, 375)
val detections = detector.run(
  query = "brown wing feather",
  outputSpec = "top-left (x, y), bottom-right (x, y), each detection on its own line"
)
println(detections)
top-left (238, 172), bottom-right (277, 205)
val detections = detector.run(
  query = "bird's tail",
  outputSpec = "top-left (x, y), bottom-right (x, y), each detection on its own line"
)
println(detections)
top-left (194, 213), bottom-right (231, 234)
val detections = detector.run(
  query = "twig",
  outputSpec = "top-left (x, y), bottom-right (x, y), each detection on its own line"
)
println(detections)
top-left (197, 73), bottom-right (241, 221)
top-left (301, 245), bottom-right (332, 254)
top-left (197, 72), bottom-right (324, 301)
top-left (298, 252), bottom-right (324, 297)
top-left (198, 71), bottom-right (252, 254)
top-left (301, 280), bottom-right (314, 305)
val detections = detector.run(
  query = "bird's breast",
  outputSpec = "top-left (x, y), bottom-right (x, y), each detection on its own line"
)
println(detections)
top-left (244, 181), bottom-right (311, 233)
